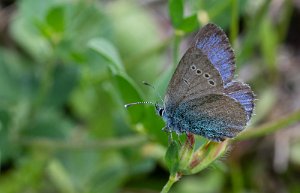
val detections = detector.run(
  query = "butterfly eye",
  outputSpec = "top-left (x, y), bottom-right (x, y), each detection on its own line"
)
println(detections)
top-left (159, 108), bottom-right (164, 116)
top-left (203, 73), bottom-right (210, 78)
top-left (191, 65), bottom-right (196, 71)
top-left (196, 69), bottom-right (202, 75)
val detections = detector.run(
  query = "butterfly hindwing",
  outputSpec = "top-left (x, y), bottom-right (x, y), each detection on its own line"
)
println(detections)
top-left (225, 81), bottom-right (255, 121)
top-left (171, 94), bottom-right (247, 142)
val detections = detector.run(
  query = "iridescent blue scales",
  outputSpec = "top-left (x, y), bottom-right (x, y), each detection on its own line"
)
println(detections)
top-left (225, 81), bottom-right (254, 121)
top-left (158, 23), bottom-right (255, 142)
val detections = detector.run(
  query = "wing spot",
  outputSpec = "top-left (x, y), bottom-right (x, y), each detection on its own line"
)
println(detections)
top-left (191, 65), bottom-right (196, 71)
top-left (196, 69), bottom-right (202, 75)
top-left (183, 78), bottom-right (190, 85)
top-left (204, 73), bottom-right (210, 78)
top-left (208, 80), bottom-right (215, 86)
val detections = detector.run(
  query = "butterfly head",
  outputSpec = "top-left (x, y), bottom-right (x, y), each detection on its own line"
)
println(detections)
top-left (155, 103), bottom-right (164, 117)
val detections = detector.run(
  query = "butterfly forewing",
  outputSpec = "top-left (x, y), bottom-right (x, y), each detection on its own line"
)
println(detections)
top-left (164, 47), bottom-right (224, 113)
top-left (194, 23), bottom-right (236, 85)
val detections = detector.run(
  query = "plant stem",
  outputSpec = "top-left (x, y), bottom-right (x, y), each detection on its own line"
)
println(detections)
top-left (235, 109), bottom-right (300, 141)
top-left (161, 173), bottom-right (180, 193)
top-left (230, 0), bottom-right (238, 45)
top-left (172, 34), bottom-right (181, 70)
top-left (17, 135), bottom-right (148, 150)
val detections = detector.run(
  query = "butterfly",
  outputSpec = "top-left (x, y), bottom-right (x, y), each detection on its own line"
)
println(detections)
top-left (126, 23), bottom-right (255, 142)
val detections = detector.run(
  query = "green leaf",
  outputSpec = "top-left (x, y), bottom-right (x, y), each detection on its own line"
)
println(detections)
top-left (0, 154), bottom-right (47, 193)
top-left (174, 170), bottom-right (225, 193)
top-left (290, 142), bottom-right (300, 165)
top-left (108, 0), bottom-right (164, 82)
top-left (44, 65), bottom-right (79, 108)
top-left (249, 88), bottom-right (276, 125)
top-left (206, 0), bottom-right (231, 27)
top-left (84, 152), bottom-right (127, 193)
top-left (177, 14), bottom-right (199, 33)
top-left (259, 17), bottom-right (278, 73)
top-left (165, 141), bottom-right (179, 175)
top-left (0, 49), bottom-right (24, 105)
top-left (178, 135), bottom-right (195, 171)
top-left (169, 0), bottom-right (184, 27)
top-left (47, 159), bottom-right (76, 193)
top-left (0, 109), bottom-right (18, 163)
top-left (236, 0), bottom-right (272, 65)
top-left (188, 140), bottom-right (228, 174)
top-left (230, 0), bottom-right (239, 44)
top-left (88, 38), bottom-right (124, 74)
top-left (113, 74), bottom-right (144, 124)
top-left (46, 6), bottom-right (65, 33)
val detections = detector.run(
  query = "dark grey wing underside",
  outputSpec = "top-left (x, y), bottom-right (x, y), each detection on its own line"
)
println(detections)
top-left (164, 24), bottom-right (237, 114)
top-left (164, 47), bottom-right (224, 113)
top-left (162, 23), bottom-right (253, 141)
top-left (171, 94), bottom-right (247, 142)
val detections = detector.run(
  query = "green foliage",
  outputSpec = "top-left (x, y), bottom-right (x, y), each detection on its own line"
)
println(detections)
top-left (88, 38), bottom-right (124, 74)
top-left (169, 0), bottom-right (199, 33)
top-left (0, 0), bottom-right (299, 193)
top-left (177, 15), bottom-right (199, 33)
top-left (0, 0), bottom-right (162, 192)
top-left (169, 0), bottom-right (184, 27)
top-left (165, 141), bottom-right (180, 175)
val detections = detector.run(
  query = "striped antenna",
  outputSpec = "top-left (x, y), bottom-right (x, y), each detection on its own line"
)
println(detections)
top-left (124, 101), bottom-right (155, 109)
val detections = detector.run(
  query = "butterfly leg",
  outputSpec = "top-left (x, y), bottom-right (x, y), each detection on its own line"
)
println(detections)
top-left (176, 132), bottom-right (182, 146)
top-left (162, 126), bottom-right (169, 132)
top-left (162, 127), bottom-right (173, 143)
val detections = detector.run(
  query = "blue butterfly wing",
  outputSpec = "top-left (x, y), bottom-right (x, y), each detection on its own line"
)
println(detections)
top-left (194, 24), bottom-right (255, 121)
top-left (225, 81), bottom-right (255, 121)
top-left (171, 94), bottom-right (247, 142)
top-left (195, 23), bottom-right (235, 85)
top-left (162, 23), bottom-right (254, 141)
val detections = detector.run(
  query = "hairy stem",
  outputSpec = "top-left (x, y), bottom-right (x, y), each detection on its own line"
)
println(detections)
top-left (161, 173), bottom-right (181, 193)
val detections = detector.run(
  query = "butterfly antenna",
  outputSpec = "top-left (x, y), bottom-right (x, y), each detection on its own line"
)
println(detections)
top-left (142, 81), bottom-right (164, 103)
top-left (124, 101), bottom-right (155, 109)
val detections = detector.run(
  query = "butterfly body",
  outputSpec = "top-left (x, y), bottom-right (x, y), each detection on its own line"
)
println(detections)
top-left (155, 23), bottom-right (255, 142)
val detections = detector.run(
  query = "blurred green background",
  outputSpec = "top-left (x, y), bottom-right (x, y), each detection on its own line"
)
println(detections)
top-left (1, 0), bottom-right (300, 192)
